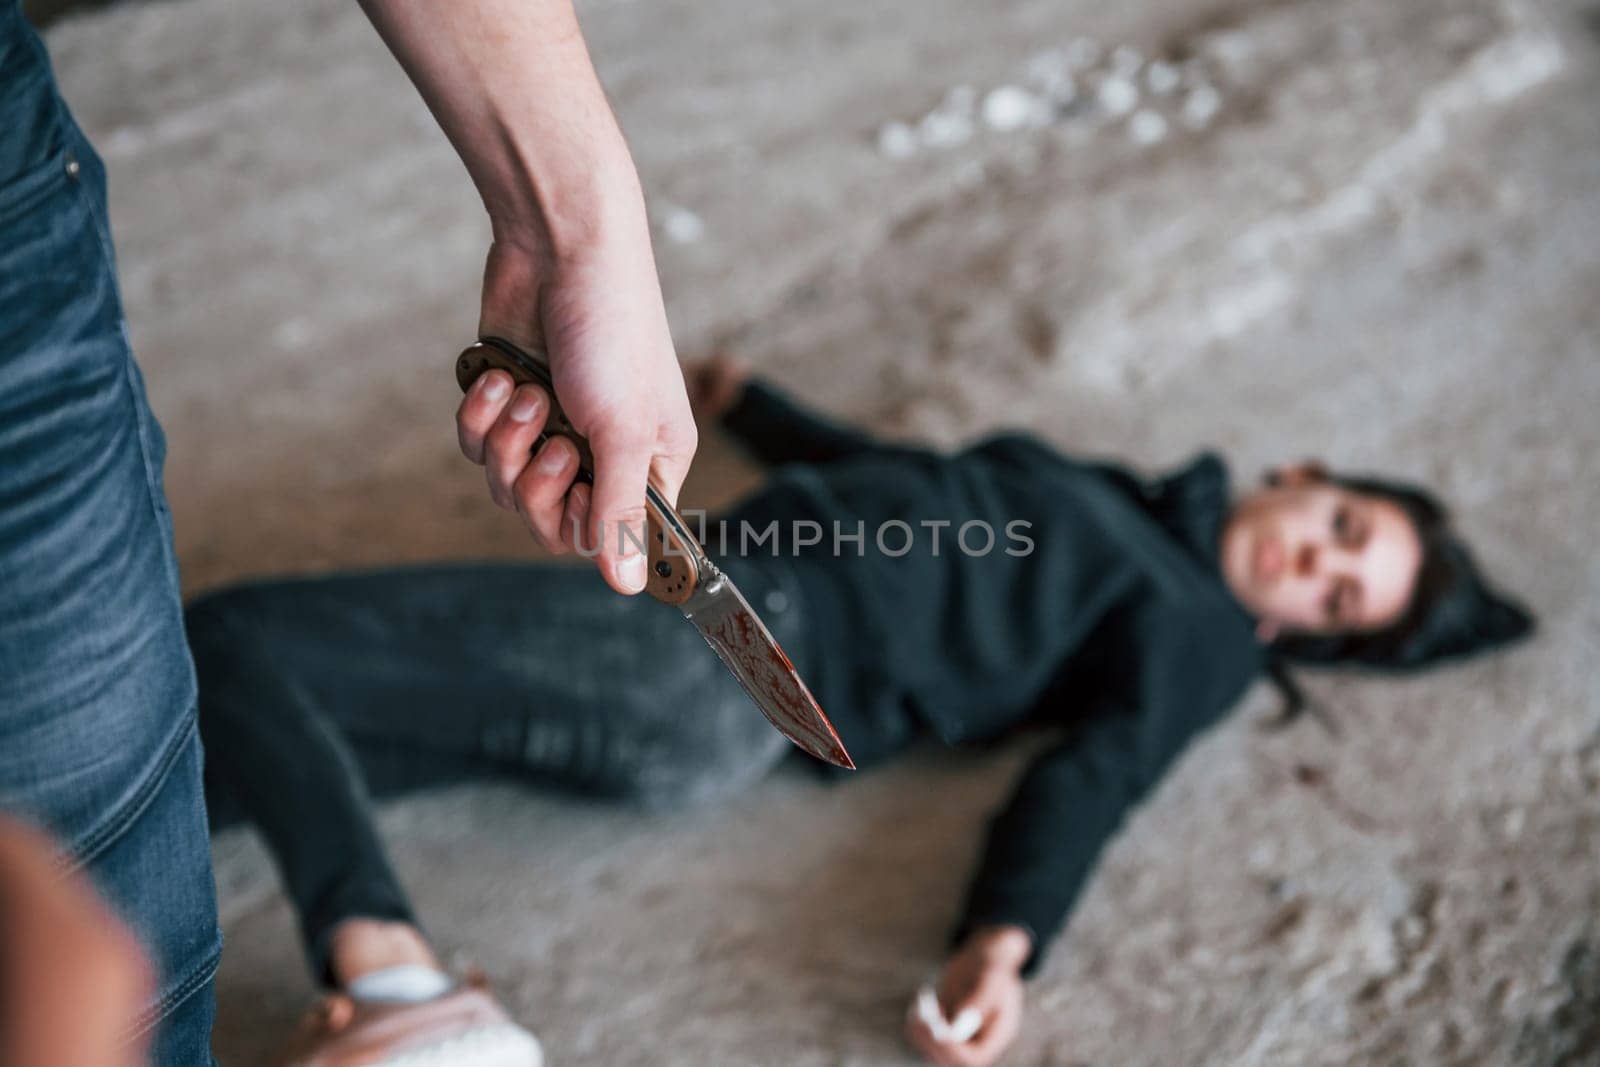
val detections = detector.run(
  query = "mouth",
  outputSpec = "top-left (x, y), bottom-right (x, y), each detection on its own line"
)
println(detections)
top-left (1252, 532), bottom-right (1285, 584)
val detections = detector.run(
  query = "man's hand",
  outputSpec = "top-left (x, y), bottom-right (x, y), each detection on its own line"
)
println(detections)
top-left (357, 0), bottom-right (697, 595)
top-left (905, 925), bottom-right (1031, 1067)
top-left (456, 224), bottom-right (696, 594)
top-left (0, 818), bottom-right (154, 1067)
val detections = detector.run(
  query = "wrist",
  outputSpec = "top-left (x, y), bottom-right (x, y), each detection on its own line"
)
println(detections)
top-left (964, 924), bottom-right (1033, 972)
top-left (483, 125), bottom-right (646, 263)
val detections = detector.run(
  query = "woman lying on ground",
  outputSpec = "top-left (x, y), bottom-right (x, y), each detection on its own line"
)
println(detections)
top-left (190, 357), bottom-right (1533, 1067)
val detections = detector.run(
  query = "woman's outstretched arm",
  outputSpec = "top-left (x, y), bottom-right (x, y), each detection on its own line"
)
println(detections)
top-left (923, 598), bottom-right (1259, 1065)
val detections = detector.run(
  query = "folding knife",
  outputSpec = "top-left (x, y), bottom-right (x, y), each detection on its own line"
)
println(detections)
top-left (455, 337), bottom-right (854, 770)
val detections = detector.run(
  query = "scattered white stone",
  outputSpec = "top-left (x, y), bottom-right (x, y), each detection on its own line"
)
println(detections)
top-left (981, 85), bottom-right (1045, 132)
top-left (1182, 83), bottom-right (1223, 128)
top-left (1128, 108), bottom-right (1169, 146)
top-left (1065, 37), bottom-right (1102, 71)
top-left (1109, 45), bottom-right (1145, 77)
top-left (876, 121), bottom-right (917, 159)
top-left (1145, 59), bottom-right (1181, 95)
top-left (1096, 75), bottom-right (1140, 118)
top-left (1204, 30), bottom-right (1257, 76)
top-left (660, 204), bottom-right (705, 244)
top-left (917, 109), bottom-right (973, 149)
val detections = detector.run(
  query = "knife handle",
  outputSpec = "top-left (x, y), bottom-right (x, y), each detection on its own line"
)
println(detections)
top-left (455, 338), bottom-right (703, 606)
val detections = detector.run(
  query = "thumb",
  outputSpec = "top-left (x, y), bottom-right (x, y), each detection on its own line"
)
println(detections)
top-left (477, 241), bottom-right (541, 352)
top-left (647, 415), bottom-right (697, 508)
top-left (587, 426), bottom-right (654, 595)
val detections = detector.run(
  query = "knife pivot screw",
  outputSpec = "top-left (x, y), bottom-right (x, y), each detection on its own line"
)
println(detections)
top-left (655, 561), bottom-right (673, 578)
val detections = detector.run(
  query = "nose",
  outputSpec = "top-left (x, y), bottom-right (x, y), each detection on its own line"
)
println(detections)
top-left (1295, 542), bottom-right (1318, 578)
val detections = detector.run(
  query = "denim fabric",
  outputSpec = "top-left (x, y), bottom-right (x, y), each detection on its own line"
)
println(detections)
top-left (190, 556), bottom-right (812, 983)
top-left (0, 4), bottom-right (220, 1062)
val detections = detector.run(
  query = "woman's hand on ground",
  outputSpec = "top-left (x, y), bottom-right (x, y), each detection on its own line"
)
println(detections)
top-left (905, 925), bottom-right (1031, 1067)
top-left (683, 351), bottom-right (751, 423)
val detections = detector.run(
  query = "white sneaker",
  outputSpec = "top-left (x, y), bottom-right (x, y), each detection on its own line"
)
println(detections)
top-left (278, 975), bottom-right (543, 1067)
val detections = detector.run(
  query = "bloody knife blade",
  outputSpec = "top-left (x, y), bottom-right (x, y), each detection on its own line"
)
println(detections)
top-left (455, 337), bottom-right (854, 770)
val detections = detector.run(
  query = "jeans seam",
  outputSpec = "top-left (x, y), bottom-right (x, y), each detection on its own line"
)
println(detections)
top-left (118, 935), bottom-right (221, 1044)
top-left (55, 712), bottom-right (197, 871)
top-left (122, 355), bottom-right (184, 586)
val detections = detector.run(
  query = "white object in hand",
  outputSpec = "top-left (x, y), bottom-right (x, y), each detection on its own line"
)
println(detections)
top-left (912, 985), bottom-right (985, 1044)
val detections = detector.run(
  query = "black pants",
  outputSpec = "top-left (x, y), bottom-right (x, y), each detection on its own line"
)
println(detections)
top-left (188, 557), bottom-right (819, 983)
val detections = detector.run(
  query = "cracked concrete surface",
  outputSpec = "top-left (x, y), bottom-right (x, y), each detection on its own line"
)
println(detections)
top-left (37, 0), bottom-right (1600, 1062)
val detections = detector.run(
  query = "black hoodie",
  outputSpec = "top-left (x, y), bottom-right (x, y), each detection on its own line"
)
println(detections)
top-left (720, 382), bottom-right (1263, 973)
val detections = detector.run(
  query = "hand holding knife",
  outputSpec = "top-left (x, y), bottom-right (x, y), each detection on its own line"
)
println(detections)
top-left (455, 337), bottom-right (854, 770)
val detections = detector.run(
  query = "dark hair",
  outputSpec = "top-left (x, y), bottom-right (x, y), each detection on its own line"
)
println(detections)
top-left (1265, 473), bottom-right (1535, 725)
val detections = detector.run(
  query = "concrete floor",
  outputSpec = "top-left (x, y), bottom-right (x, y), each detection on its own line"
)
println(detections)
top-left (39, 0), bottom-right (1600, 1062)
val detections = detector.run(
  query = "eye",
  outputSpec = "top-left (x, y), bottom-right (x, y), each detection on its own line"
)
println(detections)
top-left (1332, 504), bottom-right (1363, 547)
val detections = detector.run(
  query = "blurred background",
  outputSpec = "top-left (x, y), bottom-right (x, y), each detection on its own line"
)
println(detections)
top-left (29, 0), bottom-right (1600, 1062)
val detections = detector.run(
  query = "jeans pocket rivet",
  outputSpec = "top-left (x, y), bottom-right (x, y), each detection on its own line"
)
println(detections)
top-left (64, 153), bottom-right (80, 179)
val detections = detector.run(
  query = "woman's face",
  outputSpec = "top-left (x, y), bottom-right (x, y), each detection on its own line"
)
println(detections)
top-left (1220, 465), bottom-right (1423, 637)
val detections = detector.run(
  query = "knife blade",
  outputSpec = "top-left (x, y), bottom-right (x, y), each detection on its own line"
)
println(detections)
top-left (455, 336), bottom-right (854, 770)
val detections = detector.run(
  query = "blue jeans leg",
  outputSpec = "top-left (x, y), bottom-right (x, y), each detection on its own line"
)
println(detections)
top-left (0, 5), bottom-right (221, 1062)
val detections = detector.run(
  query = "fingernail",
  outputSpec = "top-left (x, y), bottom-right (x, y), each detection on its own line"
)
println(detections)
top-left (481, 375), bottom-right (509, 401)
top-left (537, 441), bottom-right (570, 473)
top-left (509, 388), bottom-right (542, 423)
top-left (619, 552), bottom-right (647, 593)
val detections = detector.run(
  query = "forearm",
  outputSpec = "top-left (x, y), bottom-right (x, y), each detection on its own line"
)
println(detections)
top-left (954, 727), bottom-right (1146, 975)
top-left (357, 0), bottom-right (641, 252)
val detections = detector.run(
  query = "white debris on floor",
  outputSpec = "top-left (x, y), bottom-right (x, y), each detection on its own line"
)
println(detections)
top-left (980, 85), bottom-right (1046, 132)
top-left (1182, 82), bottom-right (1225, 129)
top-left (874, 28), bottom-right (1231, 158)
top-left (656, 202), bottom-right (706, 245)
top-left (1128, 107), bottom-right (1169, 145)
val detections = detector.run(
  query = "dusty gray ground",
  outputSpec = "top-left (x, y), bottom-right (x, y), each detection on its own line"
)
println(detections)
top-left (39, 0), bottom-right (1600, 1062)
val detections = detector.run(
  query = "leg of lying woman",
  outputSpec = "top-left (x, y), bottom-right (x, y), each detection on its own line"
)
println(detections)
top-left (187, 557), bottom-right (805, 1064)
